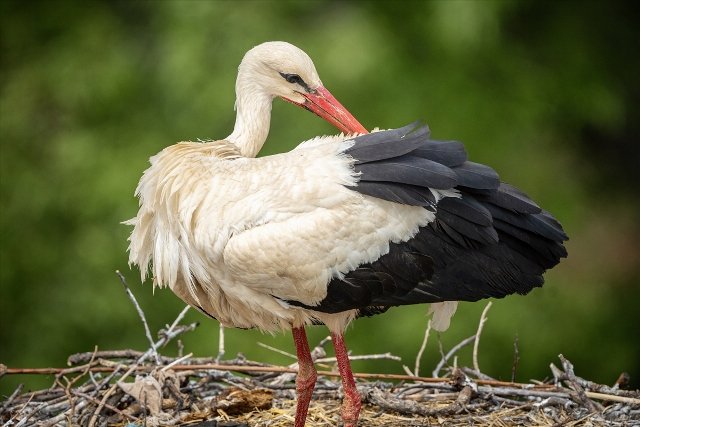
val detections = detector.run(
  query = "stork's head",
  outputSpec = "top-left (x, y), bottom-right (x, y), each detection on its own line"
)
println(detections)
top-left (237, 41), bottom-right (367, 134)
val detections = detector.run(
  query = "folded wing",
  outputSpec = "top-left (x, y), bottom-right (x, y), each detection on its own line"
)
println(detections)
top-left (287, 123), bottom-right (568, 314)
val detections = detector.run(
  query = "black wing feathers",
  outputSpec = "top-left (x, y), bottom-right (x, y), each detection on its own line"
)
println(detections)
top-left (488, 204), bottom-right (569, 243)
top-left (345, 122), bottom-right (429, 163)
top-left (355, 155), bottom-right (458, 189)
top-left (487, 183), bottom-right (542, 214)
top-left (287, 123), bottom-right (568, 316)
top-left (453, 162), bottom-right (500, 190)
top-left (412, 140), bottom-right (467, 166)
top-left (438, 196), bottom-right (492, 226)
top-left (346, 123), bottom-right (460, 206)
top-left (354, 181), bottom-right (436, 206)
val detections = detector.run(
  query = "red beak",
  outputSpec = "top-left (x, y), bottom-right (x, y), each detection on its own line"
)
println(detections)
top-left (283, 86), bottom-right (368, 135)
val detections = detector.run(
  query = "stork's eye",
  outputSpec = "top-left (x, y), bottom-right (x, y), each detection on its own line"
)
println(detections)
top-left (280, 72), bottom-right (304, 85)
top-left (279, 72), bottom-right (314, 94)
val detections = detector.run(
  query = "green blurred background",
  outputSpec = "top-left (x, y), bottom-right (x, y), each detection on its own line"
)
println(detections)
top-left (0, 0), bottom-right (638, 396)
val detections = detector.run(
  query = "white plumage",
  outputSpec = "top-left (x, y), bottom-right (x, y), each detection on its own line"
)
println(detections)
top-left (127, 134), bottom-right (438, 334)
top-left (125, 41), bottom-right (568, 427)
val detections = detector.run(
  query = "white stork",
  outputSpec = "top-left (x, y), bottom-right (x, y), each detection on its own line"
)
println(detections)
top-left (126, 41), bottom-right (567, 427)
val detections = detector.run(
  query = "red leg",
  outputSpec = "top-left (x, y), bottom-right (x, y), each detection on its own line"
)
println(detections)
top-left (292, 326), bottom-right (317, 427)
top-left (331, 332), bottom-right (362, 426)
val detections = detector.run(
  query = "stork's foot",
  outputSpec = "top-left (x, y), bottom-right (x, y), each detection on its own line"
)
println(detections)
top-left (295, 372), bottom-right (317, 427)
top-left (292, 327), bottom-right (318, 427)
top-left (331, 332), bottom-right (362, 426)
top-left (340, 386), bottom-right (362, 426)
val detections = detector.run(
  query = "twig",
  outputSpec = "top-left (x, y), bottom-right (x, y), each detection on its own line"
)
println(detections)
top-left (368, 387), bottom-right (478, 416)
top-left (396, 383), bottom-right (457, 398)
top-left (162, 353), bottom-right (192, 371)
top-left (535, 396), bottom-right (576, 409)
top-left (558, 354), bottom-right (604, 413)
top-left (401, 365), bottom-right (415, 377)
top-left (71, 391), bottom-right (140, 422)
top-left (1, 383), bottom-right (24, 412)
top-left (551, 361), bottom-right (638, 397)
top-left (68, 350), bottom-right (143, 366)
top-left (116, 270), bottom-right (161, 365)
top-left (87, 371), bottom-right (100, 389)
top-left (87, 363), bottom-right (138, 427)
top-left (216, 323), bottom-right (225, 362)
top-left (473, 301), bottom-right (492, 373)
top-left (462, 366), bottom-right (495, 381)
top-left (167, 305), bottom-right (191, 333)
top-left (480, 385), bottom-right (571, 400)
top-left (86, 309), bottom-right (196, 427)
top-left (39, 400), bottom-right (88, 426)
top-left (550, 362), bottom-right (563, 387)
top-left (1, 389), bottom-right (32, 426)
top-left (257, 342), bottom-right (297, 360)
top-left (586, 391), bottom-right (640, 404)
top-left (316, 353), bottom-right (402, 363)
top-left (436, 334), bottom-right (446, 373)
top-left (511, 334), bottom-right (520, 382)
top-left (2, 364), bottom-right (534, 385)
top-left (177, 340), bottom-right (184, 358)
top-left (267, 336), bottom-right (389, 369)
top-left (67, 346), bottom-right (98, 387)
top-left (432, 335), bottom-right (475, 378)
top-left (13, 397), bottom-right (45, 427)
top-left (310, 336), bottom-right (331, 361)
top-left (84, 315), bottom-right (196, 401)
top-left (55, 345), bottom-right (98, 424)
top-left (414, 319), bottom-right (432, 376)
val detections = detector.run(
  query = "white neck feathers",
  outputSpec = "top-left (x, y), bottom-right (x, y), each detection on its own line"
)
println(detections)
top-left (225, 74), bottom-right (274, 158)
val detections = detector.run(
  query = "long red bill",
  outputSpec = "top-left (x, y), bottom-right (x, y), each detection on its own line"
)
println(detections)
top-left (283, 86), bottom-right (368, 135)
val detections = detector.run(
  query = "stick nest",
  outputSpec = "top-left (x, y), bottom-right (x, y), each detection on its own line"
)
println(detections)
top-left (1, 275), bottom-right (639, 426)
top-left (0, 343), bottom-right (640, 427)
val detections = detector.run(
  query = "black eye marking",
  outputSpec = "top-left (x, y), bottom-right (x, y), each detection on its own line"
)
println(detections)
top-left (279, 72), bottom-right (313, 93)
top-left (281, 73), bottom-right (303, 84)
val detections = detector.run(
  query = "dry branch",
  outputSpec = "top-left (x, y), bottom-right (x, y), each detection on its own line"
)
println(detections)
top-left (432, 335), bottom-right (475, 378)
top-left (473, 301), bottom-right (492, 373)
top-left (413, 319), bottom-right (432, 377)
top-left (116, 270), bottom-right (161, 365)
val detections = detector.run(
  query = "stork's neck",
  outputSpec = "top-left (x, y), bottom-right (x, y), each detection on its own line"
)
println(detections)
top-left (225, 84), bottom-right (273, 158)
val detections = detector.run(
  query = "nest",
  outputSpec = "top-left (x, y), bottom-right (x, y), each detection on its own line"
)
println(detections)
top-left (0, 333), bottom-right (641, 427)
top-left (1, 274), bottom-right (639, 426)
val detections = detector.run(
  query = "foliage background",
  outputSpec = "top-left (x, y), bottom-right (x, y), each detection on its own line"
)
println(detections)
top-left (0, 0), bottom-right (638, 395)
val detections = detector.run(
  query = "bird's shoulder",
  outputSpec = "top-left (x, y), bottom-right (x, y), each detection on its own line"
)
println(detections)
top-left (151, 139), bottom-right (241, 162)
